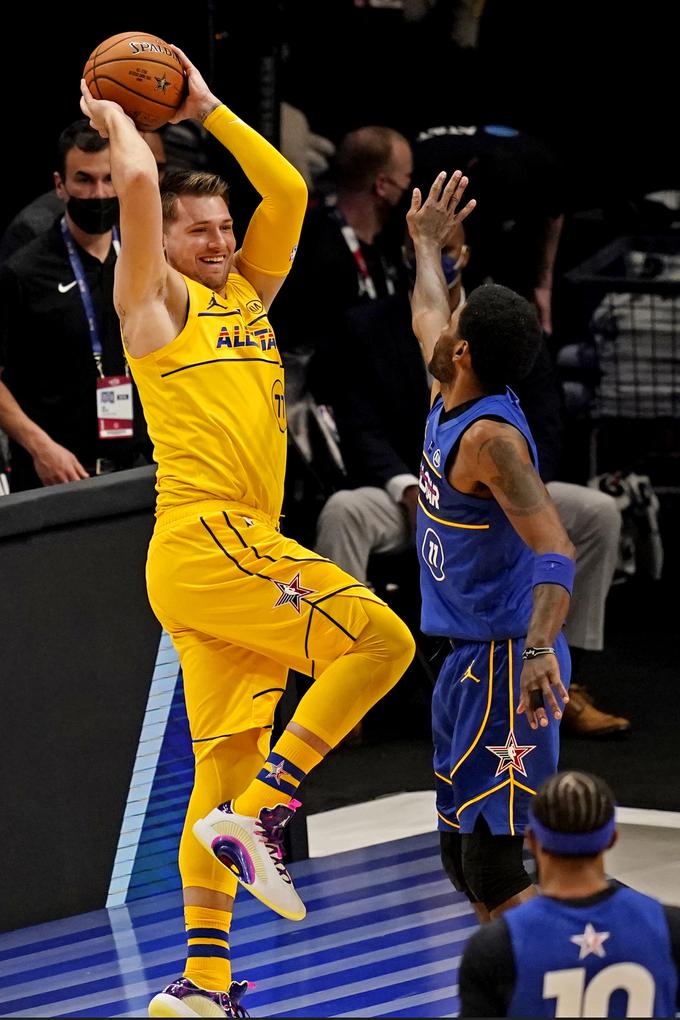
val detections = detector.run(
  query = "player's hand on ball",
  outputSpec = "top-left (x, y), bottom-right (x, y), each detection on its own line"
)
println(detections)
top-left (80, 79), bottom-right (131, 137)
top-left (167, 45), bottom-right (220, 124)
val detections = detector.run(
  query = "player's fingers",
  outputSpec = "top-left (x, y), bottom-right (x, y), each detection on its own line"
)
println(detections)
top-left (456, 198), bottom-right (477, 223)
top-left (169, 43), bottom-right (193, 70)
top-left (445, 172), bottom-right (468, 208)
top-left (518, 692), bottom-right (538, 730)
top-left (427, 171), bottom-right (447, 202)
top-left (540, 675), bottom-right (562, 720)
top-left (408, 188), bottom-right (422, 215)
top-left (80, 79), bottom-right (93, 101)
top-left (552, 677), bottom-right (570, 704)
top-left (441, 170), bottom-right (463, 205)
top-left (529, 688), bottom-right (547, 729)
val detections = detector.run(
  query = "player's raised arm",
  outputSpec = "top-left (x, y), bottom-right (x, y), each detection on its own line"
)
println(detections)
top-left (458, 419), bottom-right (575, 730)
top-left (79, 79), bottom-right (167, 315)
top-left (407, 170), bottom-right (475, 397)
top-left (170, 45), bottom-right (308, 310)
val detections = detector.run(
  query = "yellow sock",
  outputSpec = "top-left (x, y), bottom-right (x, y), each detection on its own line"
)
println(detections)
top-left (183, 903), bottom-right (232, 992)
top-left (233, 730), bottom-right (323, 817)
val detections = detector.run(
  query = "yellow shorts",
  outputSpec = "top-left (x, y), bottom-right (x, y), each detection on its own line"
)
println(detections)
top-left (146, 503), bottom-right (384, 752)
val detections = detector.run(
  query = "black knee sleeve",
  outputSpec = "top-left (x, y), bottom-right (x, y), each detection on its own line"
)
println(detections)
top-left (462, 825), bottom-right (531, 912)
top-left (439, 830), bottom-right (475, 901)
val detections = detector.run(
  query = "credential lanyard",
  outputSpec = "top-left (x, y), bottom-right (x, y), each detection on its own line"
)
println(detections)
top-left (60, 217), bottom-right (120, 375)
top-left (328, 205), bottom-right (395, 300)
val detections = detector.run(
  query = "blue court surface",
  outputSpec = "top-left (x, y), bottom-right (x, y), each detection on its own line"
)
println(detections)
top-left (0, 830), bottom-right (472, 1018)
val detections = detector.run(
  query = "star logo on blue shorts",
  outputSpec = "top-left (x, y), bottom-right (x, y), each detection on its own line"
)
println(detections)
top-left (486, 730), bottom-right (536, 777)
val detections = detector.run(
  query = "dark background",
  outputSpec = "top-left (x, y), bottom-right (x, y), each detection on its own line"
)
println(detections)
top-left (2, 1), bottom-right (676, 236)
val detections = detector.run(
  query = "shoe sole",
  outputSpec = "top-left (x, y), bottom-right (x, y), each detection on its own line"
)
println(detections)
top-left (192, 818), bottom-right (306, 922)
top-left (148, 992), bottom-right (202, 1017)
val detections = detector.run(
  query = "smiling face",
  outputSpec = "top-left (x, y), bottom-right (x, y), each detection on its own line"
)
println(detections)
top-left (163, 194), bottom-right (236, 293)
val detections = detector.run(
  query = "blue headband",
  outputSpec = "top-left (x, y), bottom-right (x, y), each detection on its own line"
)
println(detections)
top-left (529, 811), bottom-right (616, 855)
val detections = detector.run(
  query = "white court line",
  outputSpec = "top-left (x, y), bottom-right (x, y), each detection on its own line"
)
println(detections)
top-left (307, 791), bottom-right (680, 857)
top-left (616, 806), bottom-right (680, 829)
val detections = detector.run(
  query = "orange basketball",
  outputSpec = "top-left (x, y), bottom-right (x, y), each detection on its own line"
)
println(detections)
top-left (83, 31), bottom-right (187, 131)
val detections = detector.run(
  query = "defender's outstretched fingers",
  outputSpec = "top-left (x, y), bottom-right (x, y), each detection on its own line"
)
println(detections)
top-left (409, 187), bottom-right (422, 215)
top-left (443, 172), bottom-right (467, 208)
top-left (428, 171), bottom-right (449, 203)
top-left (456, 198), bottom-right (477, 224)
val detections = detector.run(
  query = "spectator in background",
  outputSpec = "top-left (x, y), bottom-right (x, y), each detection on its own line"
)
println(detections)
top-left (0, 119), bottom-right (154, 491)
top-left (458, 770), bottom-right (680, 1017)
top-left (317, 213), bottom-right (629, 738)
top-left (0, 129), bottom-right (167, 265)
top-left (269, 123), bottom-right (413, 405)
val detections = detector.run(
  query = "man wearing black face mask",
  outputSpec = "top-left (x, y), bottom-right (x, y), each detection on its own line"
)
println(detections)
top-left (269, 124), bottom-right (413, 408)
top-left (0, 119), bottom-right (153, 490)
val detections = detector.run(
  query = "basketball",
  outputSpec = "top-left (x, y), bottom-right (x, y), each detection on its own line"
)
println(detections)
top-left (83, 32), bottom-right (187, 131)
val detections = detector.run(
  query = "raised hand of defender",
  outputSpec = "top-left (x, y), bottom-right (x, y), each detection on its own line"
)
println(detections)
top-left (406, 170), bottom-right (476, 249)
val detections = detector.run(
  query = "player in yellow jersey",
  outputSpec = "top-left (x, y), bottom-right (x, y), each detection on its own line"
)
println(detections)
top-left (80, 45), bottom-right (416, 1019)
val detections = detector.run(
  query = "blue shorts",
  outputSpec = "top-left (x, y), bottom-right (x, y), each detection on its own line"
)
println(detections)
top-left (433, 634), bottom-right (570, 836)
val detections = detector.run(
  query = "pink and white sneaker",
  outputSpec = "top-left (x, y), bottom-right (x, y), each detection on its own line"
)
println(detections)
top-left (192, 800), bottom-right (306, 921)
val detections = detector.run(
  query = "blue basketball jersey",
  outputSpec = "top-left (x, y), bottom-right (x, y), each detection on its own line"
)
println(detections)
top-left (417, 388), bottom-right (539, 639)
top-left (506, 886), bottom-right (678, 1017)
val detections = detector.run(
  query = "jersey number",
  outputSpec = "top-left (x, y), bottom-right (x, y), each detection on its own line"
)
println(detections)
top-left (543, 963), bottom-right (655, 1017)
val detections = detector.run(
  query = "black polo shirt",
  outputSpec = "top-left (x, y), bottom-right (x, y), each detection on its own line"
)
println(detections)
top-left (0, 219), bottom-right (151, 490)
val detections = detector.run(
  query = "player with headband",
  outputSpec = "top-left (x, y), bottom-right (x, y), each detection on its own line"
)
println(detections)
top-left (458, 770), bottom-right (680, 1017)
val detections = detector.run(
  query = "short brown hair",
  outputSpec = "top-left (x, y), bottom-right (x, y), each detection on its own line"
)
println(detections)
top-left (160, 170), bottom-right (229, 222)
top-left (334, 126), bottom-right (408, 193)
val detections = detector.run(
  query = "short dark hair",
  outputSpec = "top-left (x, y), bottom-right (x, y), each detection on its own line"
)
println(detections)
top-left (57, 119), bottom-right (109, 178)
top-left (160, 170), bottom-right (229, 223)
top-left (459, 283), bottom-right (542, 390)
top-left (334, 126), bottom-right (408, 193)
top-left (533, 771), bottom-right (615, 838)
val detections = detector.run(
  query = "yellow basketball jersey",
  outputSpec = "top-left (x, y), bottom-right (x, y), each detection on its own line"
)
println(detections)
top-left (127, 273), bottom-right (287, 521)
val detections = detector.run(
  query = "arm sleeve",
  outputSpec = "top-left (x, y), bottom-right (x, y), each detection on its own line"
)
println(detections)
top-left (458, 919), bottom-right (515, 1017)
top-left (203, 105), bottom-right (308, 277)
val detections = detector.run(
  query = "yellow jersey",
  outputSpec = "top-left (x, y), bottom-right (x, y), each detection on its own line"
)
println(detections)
top-left (127, 272), bottom-right (287, 522)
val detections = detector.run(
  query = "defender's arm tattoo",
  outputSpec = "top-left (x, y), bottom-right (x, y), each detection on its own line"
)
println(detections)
top-left (479, 436), bottom-right (547, 517)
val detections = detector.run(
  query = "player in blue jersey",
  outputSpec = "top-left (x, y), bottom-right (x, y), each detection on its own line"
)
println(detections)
top-left (458, 770), bottom-right (680, 1017)
top-left (407, 171), bottom-right (575, 922)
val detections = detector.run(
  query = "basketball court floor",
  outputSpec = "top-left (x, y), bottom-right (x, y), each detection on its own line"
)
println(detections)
top-left (2, 792), bottom-right (679, 1018)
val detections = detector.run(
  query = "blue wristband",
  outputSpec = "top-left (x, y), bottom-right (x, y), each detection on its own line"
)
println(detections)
top-left (532, 553), bottom-right (575, 595)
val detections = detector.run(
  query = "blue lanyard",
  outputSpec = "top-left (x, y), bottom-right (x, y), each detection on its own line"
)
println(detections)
top-left (60, 217), bottom-right (119, 369)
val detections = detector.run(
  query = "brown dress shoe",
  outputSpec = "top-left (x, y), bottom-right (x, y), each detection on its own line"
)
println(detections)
top-left (562, 683), bottom-right (632, 738)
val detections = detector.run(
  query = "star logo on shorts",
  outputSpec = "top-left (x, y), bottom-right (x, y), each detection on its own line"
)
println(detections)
top-left (272, 572), bottom-right (315, 613)
top-left (485, 729), bottom-right (536, 777)
top-left (570, 923), bottom-right (610, 959)
top-left (154, 74), bottom-right (170, 93)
